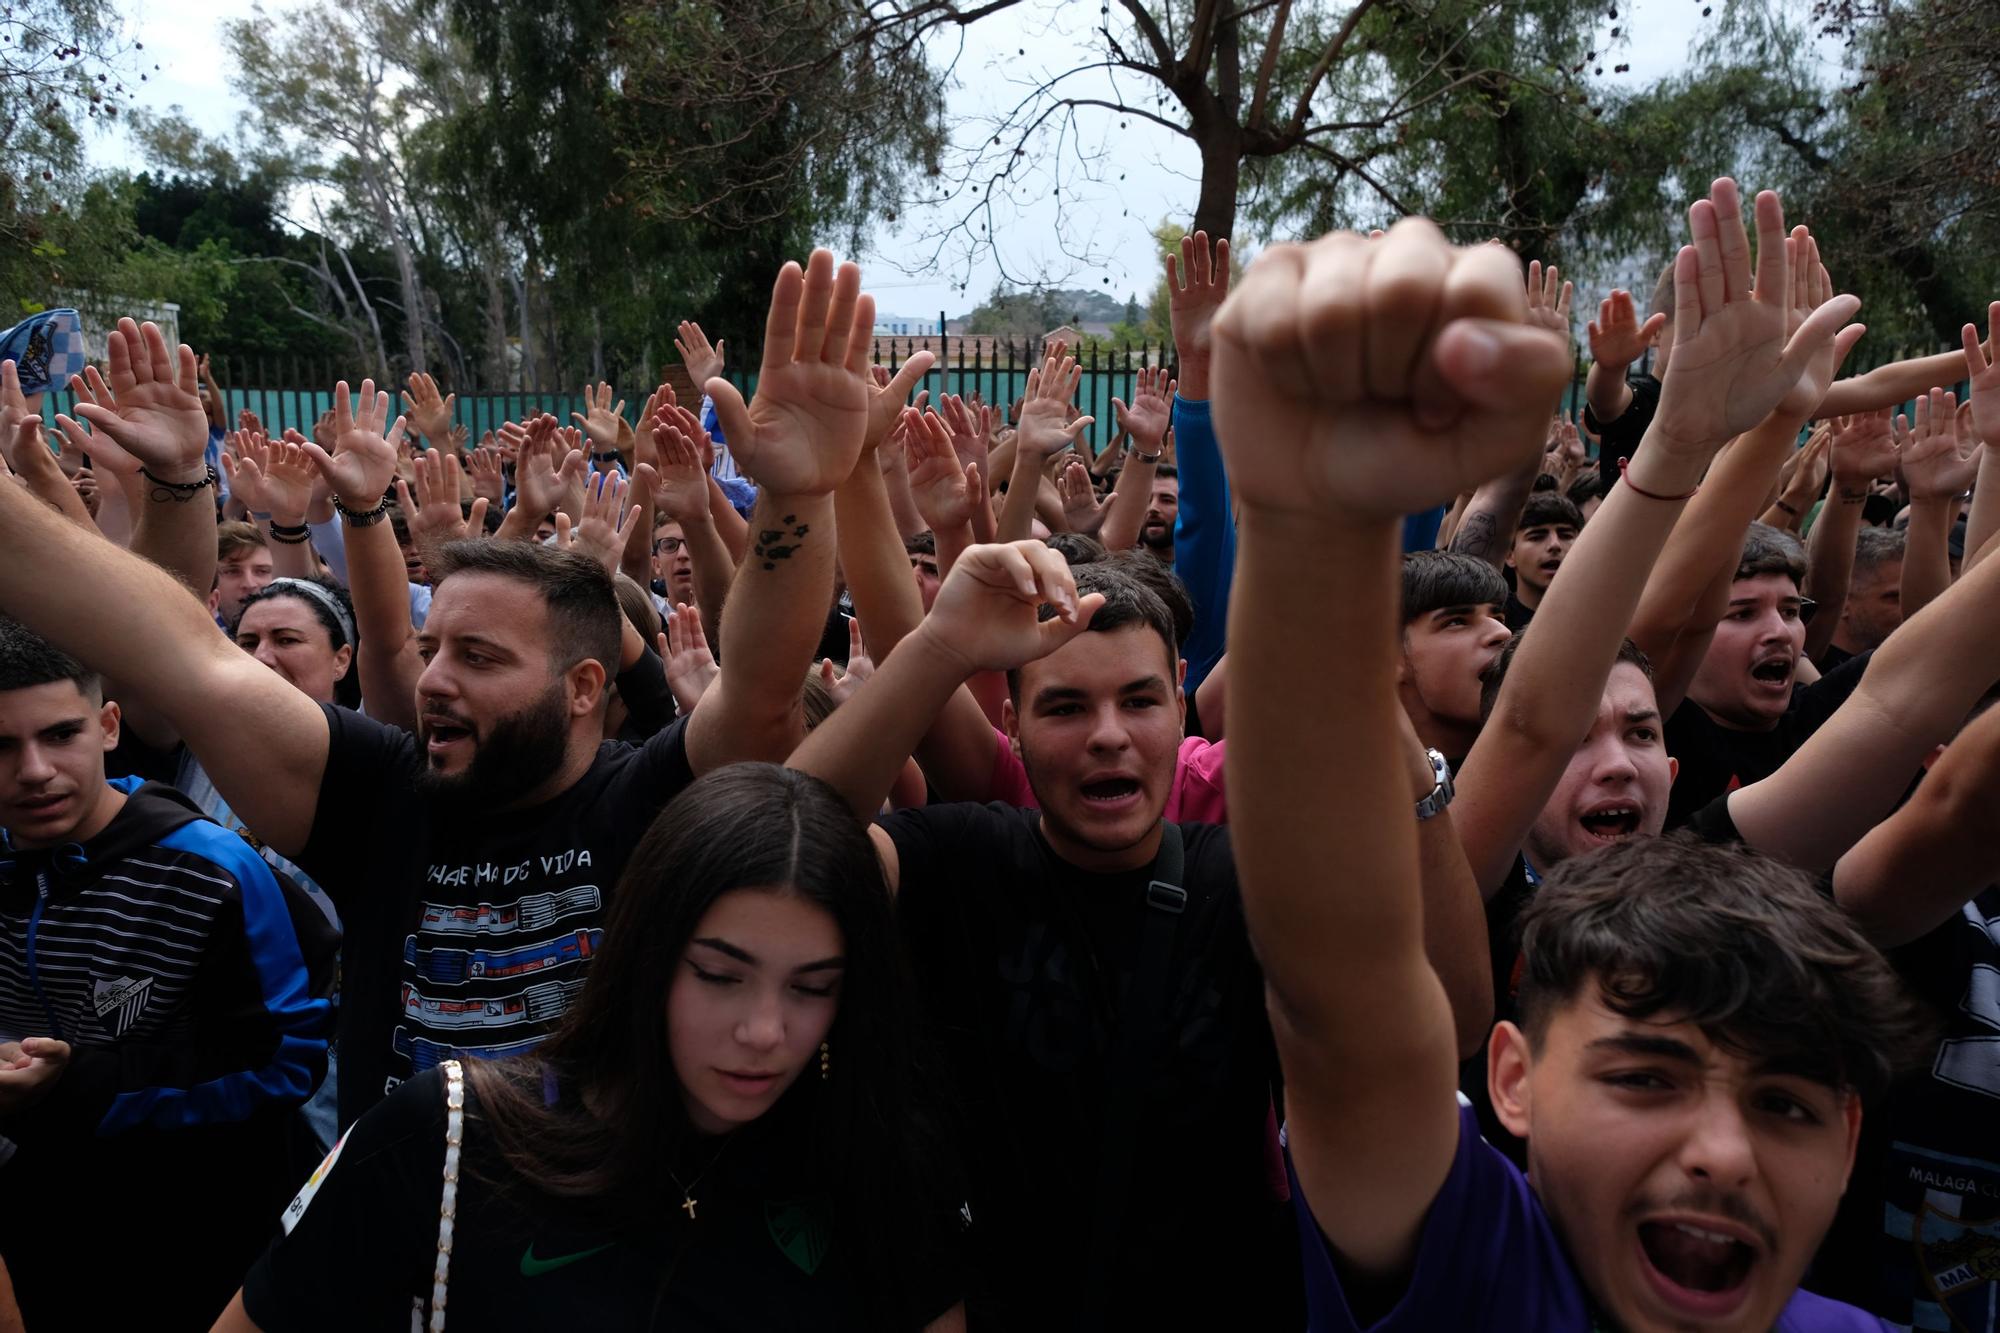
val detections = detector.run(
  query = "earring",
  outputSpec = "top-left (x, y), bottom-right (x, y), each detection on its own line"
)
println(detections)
top-left (819, 1040), bottom-right (831, 1082)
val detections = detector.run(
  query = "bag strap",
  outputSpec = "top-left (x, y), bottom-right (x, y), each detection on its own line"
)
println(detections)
top-left (417, 1060), bottom-right (465, 1333)
top-left (1082, 821), bottom-right (1186, 1327)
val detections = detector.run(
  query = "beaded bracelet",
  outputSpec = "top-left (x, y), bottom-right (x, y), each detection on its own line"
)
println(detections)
top-left (268, 520), bottom-right (312, 545)
top-left (139, 464), bottom-right (217, 503)
top-left (332, 492), bottom-right (392, 527)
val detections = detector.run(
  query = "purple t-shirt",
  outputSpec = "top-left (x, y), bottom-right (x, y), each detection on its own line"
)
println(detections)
top-left (1288, 1099), bottom-right (1892, 1331)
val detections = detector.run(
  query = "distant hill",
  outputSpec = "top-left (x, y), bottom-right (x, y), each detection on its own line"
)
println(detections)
top-left (958, 285), bottom-right (1134, 336)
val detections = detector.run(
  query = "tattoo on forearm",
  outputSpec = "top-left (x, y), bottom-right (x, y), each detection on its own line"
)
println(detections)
top-left (752, 513), bottom-right (808, 570)
top-left (1451, 512), bottom-right (1500, 560)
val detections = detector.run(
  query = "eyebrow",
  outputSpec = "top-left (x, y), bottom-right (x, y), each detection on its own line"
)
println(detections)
top-left (692, 937), bottom-right (846, 974)
top-left (1586, 1032), bottom-right (1704, 1065)
top-left (1622, 707), bottom-right (1660, 725)
top-left (1032, 676), bottom-right (1168, 708)
top-left (1728, 595), bottom-right (1802, 608)
top-left (1429, 604), bottom-right (1490, 622)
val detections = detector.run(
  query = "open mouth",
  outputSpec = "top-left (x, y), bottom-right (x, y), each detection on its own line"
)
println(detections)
top-left (1578, 804), bottom-right (1641, 841)
top-left (1638, 1220), bottom-right (1756, 1315)
top-left (1749, 657), bottom-right (1793, 689)
top-left (1080, 777), bottom-right (1142, 808)
top-left (423, 718), bottom-right (476, 756)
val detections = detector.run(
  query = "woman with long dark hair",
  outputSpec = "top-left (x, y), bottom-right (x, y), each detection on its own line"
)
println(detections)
top-left (213, 763), bottom-right (964, 1331)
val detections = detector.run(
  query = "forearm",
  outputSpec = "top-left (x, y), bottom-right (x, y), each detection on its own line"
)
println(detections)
top-left (1631, 414), bottom-right (1798, 656)
top-left (10, 441), bottom-right (95, 532)
top-left (264, 526), bottom-right (319, 579)
top-left (1964, 444), bottom-right (2000, 576)
top-left (345, 517), bottom-right (416, 652)
top-left (932, 517), bottom-right (975, 582)
top-left (688, 491), bottom-right (834, 770)
top-left (1801, 486), bottom-right (1864, 660)
top-left (834, 464), bottom-right (926, 662)
top-left (1817, 348), bottom-right (1974, 417)
top-left (1902, 498), bottom-right (1956, 617)
top-left (677, 511), bottom-right (735, 647)
top-left (994, 448), bottom-right (1044, 543)
top-left (620, 476), bottom-right (654, 587)
top-left (790, 625), bottom-right (965, 820)
top-left (1096, 452), bottom-right (1157, 550)
top-left (707, 476), bottom-right (749, 563)
top-left (1170, 396), bottom-right (1235, 689)
top-left (1413, 770), bottom-right (1495, 1059)
top-left (494, 503), bottom-right (541, 544)
top-left (1446, 465), bottom-right (1535, 569)
top-left (1585, 359), bottom-right (1636, 423)
top-left (131, 488), bottom-right (220, 599)
top-left (93, 467), bottom-right (141, 547)
top-left (879, 453), bottom-right (927, 540)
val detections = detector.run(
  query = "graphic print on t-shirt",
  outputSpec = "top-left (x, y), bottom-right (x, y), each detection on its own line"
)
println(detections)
top-left (385, 856), bottom-right (604, 1093)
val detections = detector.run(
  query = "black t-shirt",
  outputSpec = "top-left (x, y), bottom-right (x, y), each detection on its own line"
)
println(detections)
top-left (243, 1068), bottom-right (959, 1331)
top-left (296, 705), bottom-right (694, 1129)
top-left (1815, 642), bottom-right (1856, 675)
top-left (1663, 650), bottom-right (1872, 828)
top-left (1504, 588), bottom-right (1538, 633)
top-left (882, 803), bottom-right (1299, 1328)
top-left (1585, 372), bottom-right (1662, 488)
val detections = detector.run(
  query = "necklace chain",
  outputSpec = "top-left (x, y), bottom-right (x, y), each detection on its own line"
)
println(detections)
top-left (668, 1138), bottom-right (731, 1221)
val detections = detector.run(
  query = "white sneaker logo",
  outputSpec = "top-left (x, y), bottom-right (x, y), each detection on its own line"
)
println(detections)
top-left (92, 975), bottom-right (153, 1037)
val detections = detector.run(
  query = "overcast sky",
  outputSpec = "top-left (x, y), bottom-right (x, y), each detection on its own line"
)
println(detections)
top-left (89, 1), bottom-right (1810, 323)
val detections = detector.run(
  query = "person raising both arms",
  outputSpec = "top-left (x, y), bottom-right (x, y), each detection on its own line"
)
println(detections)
top-left (1218, 193), bottom-right (1920, 1329)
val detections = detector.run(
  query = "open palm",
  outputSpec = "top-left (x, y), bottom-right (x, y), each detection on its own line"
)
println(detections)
top-left (69, 318), bottom-right (209, 481)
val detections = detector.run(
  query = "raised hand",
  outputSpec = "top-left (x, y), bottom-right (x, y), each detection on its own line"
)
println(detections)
top-left (512, 416), bottom-right (588, 521)
top-left (649, 408), bottom-right (714, 524)
top-left (1586, 289), bottom-right (1667, 371)
top-left (918, 539), bottom-right (1103, 677)
top-left (1016, 342), bottom-right (1094, 460)
top-left (404, 371), bottom-right (457, 445)
top-left (938, 392), bottom-right (993, 475)
top-left (1111, 365), bottom-right (1175, 452)
top-left (1649, 184), bottom-right (1863, 453)
top-left (65, 318), bottom-right (210, 483)
top-left (303, 380), bottom-right (405, 510)
top-left (1210, 219), bottom-right (1573, 519)
top-left (570, 381), bottom-right (628, 453)
top-left (1168, 229), bottom-right (1230, 395)
top-left (1894, 387), bottom-right (1981, 501)
top-left (865, 356), bottom-right (936, 454)
top-left (706, 249), bottom-right (877, 496)
top-left (467, 444), bottom-right (507, 507)
top-left (218, 429), bottom-right (276, 513)
top-left (675, 321), bottom-right (726, 389)
top-left (1829, 409), bottom-right (1897, 492)
top-left (905, 406), bottom-right (978, 534)
top-left (661, 604), bottom-right (718, 713)
top-left (1772, 423), bottom-right (1832, 516)
top-left (1962, 301), bottom-right (2000, 448)
top-left (396, 447), bottom-right (488, 565)
top-left (555, 468), bottom-right (643, 574)
top-left (237, 407), bottom-right (267, 436)
top-left (1058, 458), bottom-right (1108, 534)
top-left (1524, 261), bottom-right (1574, 341)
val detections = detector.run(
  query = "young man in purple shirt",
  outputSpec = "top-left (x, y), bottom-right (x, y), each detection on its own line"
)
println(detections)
top-left (1215, 183), bottom-right (1923, 1330)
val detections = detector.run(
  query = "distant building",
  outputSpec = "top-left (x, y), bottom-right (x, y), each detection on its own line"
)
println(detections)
top-left (873, 313), bottom-right (939, 337)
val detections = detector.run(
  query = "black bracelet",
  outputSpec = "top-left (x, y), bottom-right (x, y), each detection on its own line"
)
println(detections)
top-left (332, 492), bottom-right (392, 527)
top-left (268, 520), bottom-right (312, 544)
top-left (139, 464), bottom-right (217, 503)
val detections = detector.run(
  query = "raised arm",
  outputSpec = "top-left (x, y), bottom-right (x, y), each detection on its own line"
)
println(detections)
top-left (1097, 366), bottom-right (1173, 551)
top-left (688, 250), bottom-right (875, 774)
top-left (1800, 413), bottom-right (1892, 661)
top-left (1218, 219), bottom-right (1572, 1277)
top-left (835, 359), bottom-right (938, 663)
top-left (1958, 305), bottom-right (2000, 573)
top-left (1584, 288), bottom-right (1667, 425)
top-left (997, 343), bottom-right (1091, 542)
top-left (1816, 333), bottom-right (1989, 418)
top-left (651, 407), bottom-right (740, 647)
top-left (1165, 231), bottom-right (1237, 691)
top-left (0, 364), bottom-right (95, 533)
top-left (1457, 183), bottom-right (1858, 896)
top-left (1894, 388), bottom-right (1979, 618)
top-left (0, 442), bottom-right (329, 855)
top-left (1833, 701), bottom-right (2000, 947)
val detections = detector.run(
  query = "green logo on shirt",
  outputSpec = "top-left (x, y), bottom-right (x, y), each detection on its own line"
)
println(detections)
top-left (765, 1198), bottom-right (832, 1275)
top-left (519, 1241), bottom-right (613, 1277)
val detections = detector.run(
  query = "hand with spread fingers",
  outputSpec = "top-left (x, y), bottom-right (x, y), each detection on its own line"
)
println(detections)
top-left (1894, 387), bottom-right (1982, 502)
top-left (513, 416), bottom-right (588, 523)
top-left (1168, 230), bottom-right (1230, 398)
top-left (1016, 342), bottom-right (1094, 462)
top-left (1524, 261), bottom-right (1575, 343)
top-left (906, 406), bottom-right (980, 535)
top-left (64, 318), bottom-right (211, 485)
top-left (1962, 302), bottom-right (2000, 449)
top-left (301, 379), bottom-right (405, 513)
top-left (1829, 409), bottom-right (1897, 493)
top-left (704, 250), bottom-right (878, 496)
top-left (1058, 459), bottom-right (1107, 535)
top-left (571, 381), bottom-right (628, 455)
top-left (404, 371), bottom-right (457, 446)
top-left (396, 446), bottom-right (488, 569)
top-left (661, 604), bottom-right (718, 713)
top-left (649, 407), bottom-right (715, 526)
top-left (467, 445), bottom-right (507, 507)
top-left (1111, 365), bottom-right (1175, 455)
top-left (675, 321), bottom-right (726, 389)
top-left (556, 467), bottom-right (643, 575)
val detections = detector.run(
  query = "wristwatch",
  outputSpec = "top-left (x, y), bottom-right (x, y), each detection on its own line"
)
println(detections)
top-left (1414, 748), bottom-right (1455, 821)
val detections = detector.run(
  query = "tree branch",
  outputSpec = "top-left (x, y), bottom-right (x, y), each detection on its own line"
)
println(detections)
top-left (1288, 0), bottom-right (1378, 134)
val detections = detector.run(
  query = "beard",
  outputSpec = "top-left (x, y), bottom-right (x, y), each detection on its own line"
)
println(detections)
top-left (1140, 520), bottom-right (1174, 550)
top-left (415, 679), bottom-right (573, 814)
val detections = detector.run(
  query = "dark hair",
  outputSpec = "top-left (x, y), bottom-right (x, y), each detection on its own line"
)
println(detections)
top-left (1516, 833), bottom-right (1931, 1102)
top-left (388, 507), bottom-right (412, 548)
top-left (903, 531), bottom-right (936, 558)
top-left (1648, 258), bottom-right (1676, 323)
top-left (232, 577), bottom-right (362, 711)
top-left (1481, 631), bottom-right (1653, 723)
top-left (1044, 531), bottom-right (1107, 566)
top-left (1006, 561), bottom-right (1178, 700)
top-left (1530, 473), bottom-right (1558, 493)
top-left (0, 618), bottom-right (99, 701)
top-left (1102, 549), bottom-right (1194, 649)
top-left (611, 573), bottom-right (661, 645)
top-left (1735, 521), bottom-right (1807, 587)
top-left (466, 764), bottom-right (947, 1324)
top-left (1517, 493), bottom-right (1585, 534)
top-left (1565, 471), bottom-right (1609, 510)
top-left (215, 520), bottom-right (266, 563)
top-left (1402, 550), bottom-right (1508, 626)
top-left (1851, 525), bottom-right (1905, 577)
top-left (428, 539), bottom-right (621, 677)
top-left (1154, 464), bottom-right (1178, 483)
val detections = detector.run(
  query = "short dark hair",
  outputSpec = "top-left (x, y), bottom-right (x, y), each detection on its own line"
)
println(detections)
top-left (1006, 562), bottom-right (1178, 700)
top-left (1736, 521), bottom-right (1807, 587)
top-left (1402, 551), bottom-right (1507, 627)
top-left (216, 521), bottom-right (266, 563)
top-left (428, 540), bottom-right (621, 677)
top-left (1481, 631), bottom-right (1653, 723)
top-left (612, 573), bottom-right (661, 644)
top-left (1154, 465), bottom-right (1178, 483)
top-left (0, 618), bottom-right (99, 702)
top-left (903, 531), bottom-right (937, 558)
top-left (1565, 472), bottom-right (1609, 510)
top-left (1101, 549), bottom-right (1194, 648)
top-left (1852, 525), bottom-right (1905, 577)
top-left (1517, 493), bottom-right (1585, 535)
top-left (1516, 833), bottom-right (1930, 1103)
top-left (1044, 531), bottom-right (1107, 567)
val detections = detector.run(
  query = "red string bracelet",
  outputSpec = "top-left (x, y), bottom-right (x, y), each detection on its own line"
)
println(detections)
top-left (1618, 456), bottom-right (1699, 502)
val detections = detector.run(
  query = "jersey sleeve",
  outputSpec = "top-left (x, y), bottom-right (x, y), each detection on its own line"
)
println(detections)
top-left (296, 704), bottom-right (421, 908)
top-left (1170, 395), bottom-right (1236, 694)
top-left (1287, 1101), bottom-right (1587, 1331)
top-left (240, 1073), bottom-right (447, 1331)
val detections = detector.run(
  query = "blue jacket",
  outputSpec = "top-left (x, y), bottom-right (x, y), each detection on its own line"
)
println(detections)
top-left (1171, 396), bottom-right (1235, 693)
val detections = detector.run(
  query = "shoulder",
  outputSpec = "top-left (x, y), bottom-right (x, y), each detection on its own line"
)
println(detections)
top-left (588, 716), bottom-right (693, 793)
top-left (321, 702), bottom-right (421, 775)
top-left (1775, 1288), bottom-right (1896, 1331)
top-left (881, 801), bottom-right (1038, 854)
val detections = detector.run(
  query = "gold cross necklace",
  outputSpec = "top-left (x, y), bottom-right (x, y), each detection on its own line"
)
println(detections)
top-left (669, 1138), bottom-right (732, 1221)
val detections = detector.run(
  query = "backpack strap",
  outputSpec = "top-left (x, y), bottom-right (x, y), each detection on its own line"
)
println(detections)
top-left (1082, 821), bottom-right (1186, 1327)
top-left (417, 1059), bottom-right (465, 1333)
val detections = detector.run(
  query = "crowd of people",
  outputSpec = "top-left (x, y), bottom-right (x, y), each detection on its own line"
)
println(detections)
top-left (0, 175), bottom-right (1998, 1331)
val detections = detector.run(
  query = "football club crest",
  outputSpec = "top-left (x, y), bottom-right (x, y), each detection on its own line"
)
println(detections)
top-left (1916, 1201), bottom-right (2000, 1332)
top-left (765, 1197), bottom-right (832, 1276)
